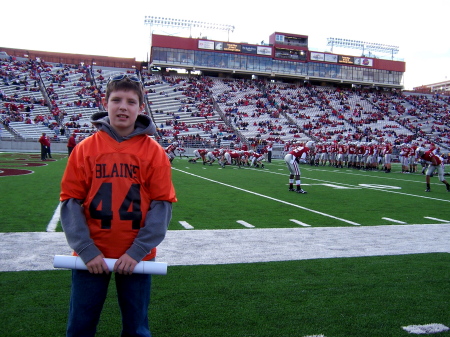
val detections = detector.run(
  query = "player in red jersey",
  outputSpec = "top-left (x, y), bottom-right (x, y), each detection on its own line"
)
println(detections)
top-left (250, 151), bottom-right (265, 168)
top-left (190, 148), bottom-right (208, 164)
top-left (347, 142), bottom-right (357, 168)
top-left (409, 143), bottom-right (419, 173)
top-left (399, 144), bottom-right (411, 173)
top-left (206, 149), bottom-right (220, 165)
top-left (283, 141), bottom-right (291, 156)
top-left (355, 142), bottom-right (365, 169)
top-left (314, 142), bottom-right (323, 166)
top-left (165, 141), bottom-right (178, 163)
top-left (365, 141), bottom-right (376, 171)
top-left (284, 141), bottom-right (313, 193)
top-left (241, 150), bottom-right (252, 166)
top-left (319, 142), bottom-right (328, 166)
top-left (60, 74), bottom-right (177, 337)
top-left (218, 149), bottom-right (237, 168)
top-left (329, 141), bottom-right (338, 167)
top-left (336, 142), bottom-right (346, 168)
top-left (383, 142), bottom-right (393, 173)
top-left (230, 150), bottom-right (243, 167)
top-left (417, 149), bottom-right (450, 192)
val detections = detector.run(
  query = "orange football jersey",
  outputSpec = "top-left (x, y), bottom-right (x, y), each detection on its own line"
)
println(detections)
top-left (60, 131), bottom-right (177, 260)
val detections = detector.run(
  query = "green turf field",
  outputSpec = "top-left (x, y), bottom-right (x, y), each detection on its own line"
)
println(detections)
top-left (2, 152), bottom-right (449, 231)
top-left (0, 152), bottom-right (449, 337)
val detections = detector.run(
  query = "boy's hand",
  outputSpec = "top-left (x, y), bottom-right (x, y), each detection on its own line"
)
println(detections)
top-left (86, 254), bottom-right (109, 274)
top-left (114, 254), bottom-right (138, 275)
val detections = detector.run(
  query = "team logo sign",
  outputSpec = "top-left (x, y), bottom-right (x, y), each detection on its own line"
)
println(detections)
top-left (0, 153), bottom-right (57, 177)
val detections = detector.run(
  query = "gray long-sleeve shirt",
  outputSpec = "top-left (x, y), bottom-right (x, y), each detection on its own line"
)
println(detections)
top-left (60, 199), bottom-right (172, 263)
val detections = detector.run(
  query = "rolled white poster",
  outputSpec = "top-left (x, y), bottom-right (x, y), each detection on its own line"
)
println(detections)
top-left (53, 255), bottom-right (167, 275)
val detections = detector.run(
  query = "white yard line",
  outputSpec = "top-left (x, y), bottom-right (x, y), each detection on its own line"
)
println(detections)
top-left (236, 220), bottom-right (255, 228)
top-left (290, 219), bottom-right (311, 227)
top-left (424, 216), bottom-right (450, 223)
top-left (172, 168), bottom-right (362, 226)
top-left (46, 202), bottom-right (61, 232)
top-left (382, 217), bottom-right (407, 224)
top-left (179, 221), bottom-right (194, 229)
top-left (247, 166), bottom-right (450, 203)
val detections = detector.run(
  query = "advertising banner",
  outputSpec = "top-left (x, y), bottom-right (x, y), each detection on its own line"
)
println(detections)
top-left (198, 40), bottom-right (215, 50)
top-left (354, 57), bottom-right (373, 67)
top-left (338, 55), bottom-right (354, 64)
top-left (325, 54), bottom-right (338, 63)
top-left (223, 43), bottom-right (242, 52)
top-left (310, 52), bottom-right (325, 61)
top-left (257, 46), bottom-right (272, 56)
top-left (242, 45), bottom-right (257, 54)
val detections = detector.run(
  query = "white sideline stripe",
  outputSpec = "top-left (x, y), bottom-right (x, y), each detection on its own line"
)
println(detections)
top-left (2, 224), bottom-right (449, 272)
top-left (290, 219), bottom-right (311, 227)
top-left (46, 203), bottom-right (61, 232)
top-left (382, 217), bottom-right (407, 224)
top-left (236, 220), bottom-right (254, 228)
top-left (173, 168), bottom-right (361, 226)
top-left (179, 221), bottom-right (194, 229)
top-left (424, 216), bottom-right (450, 223)
top-left (402, 323), bottom-right (449, 334)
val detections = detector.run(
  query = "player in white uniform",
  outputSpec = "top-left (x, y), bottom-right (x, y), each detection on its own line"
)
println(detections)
top-left (284, 141), bottom-right (314, 194)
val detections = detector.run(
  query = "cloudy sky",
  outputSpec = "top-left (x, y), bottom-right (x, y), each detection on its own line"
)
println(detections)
top-left (3, 0), bottom-right (449, 89)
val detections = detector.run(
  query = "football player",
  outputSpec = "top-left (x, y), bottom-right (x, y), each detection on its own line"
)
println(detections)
top-left (283, 141), bottom-right (313, 194)
top-left (417, 149), bottom-right (450, 192)
top-left (190, 148), bottom-right (208, 164)
top-left (383, 141), bottom-right (393, 173)
top-left (165, 141), bottom-right (178, 163)
top-left (250, 151), bottom-right (265, 168)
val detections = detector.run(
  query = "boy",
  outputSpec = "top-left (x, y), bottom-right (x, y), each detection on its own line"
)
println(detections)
top-left (60, 73), bottom-right (177, 337)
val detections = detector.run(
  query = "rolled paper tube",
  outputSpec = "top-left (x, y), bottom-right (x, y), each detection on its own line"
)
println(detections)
top-left (53, 255), bottom-right (167, 275)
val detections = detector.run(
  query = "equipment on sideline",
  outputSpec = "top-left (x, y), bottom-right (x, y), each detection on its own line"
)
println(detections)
top-left (53, 255), bottom-right (167, 275)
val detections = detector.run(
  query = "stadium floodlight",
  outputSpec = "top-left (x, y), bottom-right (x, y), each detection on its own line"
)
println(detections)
top-left (327, 37), bottom-right (399, 60)
top-left (144, 15), bottom-right (235, 40)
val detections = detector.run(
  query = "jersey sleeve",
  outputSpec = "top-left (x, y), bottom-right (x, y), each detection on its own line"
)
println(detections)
top-left (60, 143), bottom-right (90, 201)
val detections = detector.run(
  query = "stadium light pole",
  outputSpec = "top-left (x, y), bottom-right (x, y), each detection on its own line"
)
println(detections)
top-left (327, 37), bottom-right (399, 60)
top-left (144, 16), bottom-right (235, 41)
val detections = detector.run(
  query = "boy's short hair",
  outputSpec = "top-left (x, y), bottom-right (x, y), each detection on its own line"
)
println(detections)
top-left (105, 74), bottom-right (145, 106)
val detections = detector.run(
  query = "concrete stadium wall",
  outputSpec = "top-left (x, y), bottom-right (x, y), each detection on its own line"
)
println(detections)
top-left (0, 140), bottom-right (68, 153)
top-left (0, 140), bottom-right (286, 159)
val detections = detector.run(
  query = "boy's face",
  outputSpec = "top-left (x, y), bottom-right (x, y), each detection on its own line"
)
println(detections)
top-left (102, 89), bottom-right (145, 137)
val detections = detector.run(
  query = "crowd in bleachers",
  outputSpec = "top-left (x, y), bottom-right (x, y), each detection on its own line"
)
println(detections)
top-left (213, 79), bottom-right (449, 150)
top-left (1, 55), bottom-right (449, 153)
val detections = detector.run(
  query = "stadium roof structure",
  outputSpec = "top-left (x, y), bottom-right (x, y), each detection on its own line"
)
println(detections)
top-left (149, 32), bottom-right (406, 90)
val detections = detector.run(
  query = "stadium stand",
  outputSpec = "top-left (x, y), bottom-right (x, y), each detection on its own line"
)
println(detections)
top-left (1, 54), bottom-right (449, 154)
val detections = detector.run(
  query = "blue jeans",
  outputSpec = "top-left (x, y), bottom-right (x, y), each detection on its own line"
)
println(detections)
top-left (67, 270), bottom-right (152, 337)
